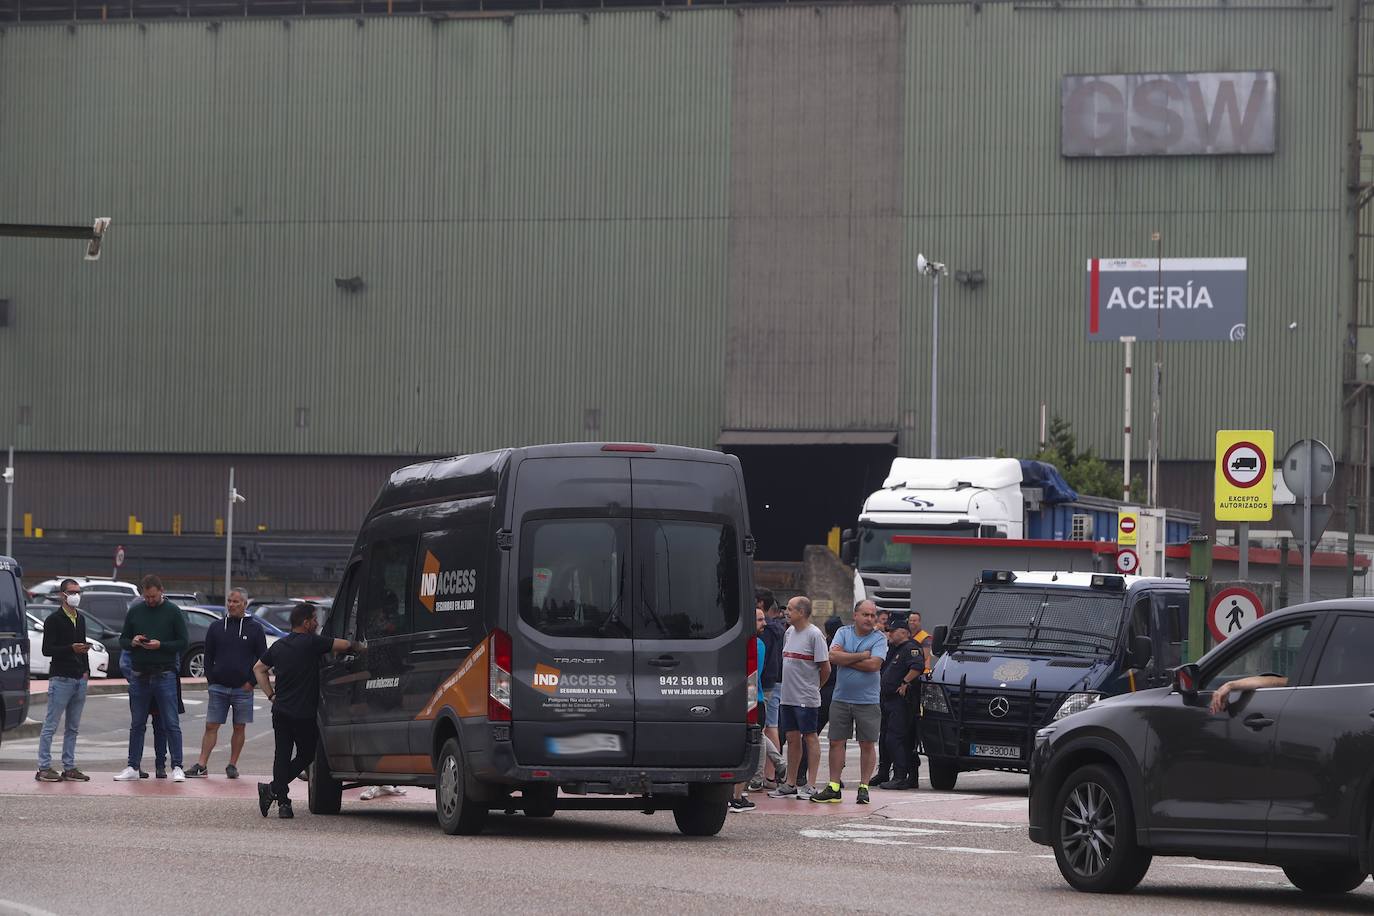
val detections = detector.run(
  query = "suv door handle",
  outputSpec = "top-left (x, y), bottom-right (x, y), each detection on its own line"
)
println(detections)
top-left (1243, 714), bottom-right (1275, 731)
top-left (647, 655), bottom-right (679, 669)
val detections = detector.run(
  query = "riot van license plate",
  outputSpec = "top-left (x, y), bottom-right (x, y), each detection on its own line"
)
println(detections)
top-left (547, 733), bottom-right (623, 756)
top-left (969, 743), bottom-right (1020, 759)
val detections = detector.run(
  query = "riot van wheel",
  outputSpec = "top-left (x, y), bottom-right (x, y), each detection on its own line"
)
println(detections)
top-left (927, 758), bottom-right (959, 791)
top-left (672, 784), bottom-right (731, 837)
top-left (435, 737), bottom-right (487, 835)
top-left (1282, 861), bottom-right (1367, 895)
top-left (308, 742), bottom-right (342, 815)
top-left (523, 784), bottom-right (557, 818)
top-left (1051, 764), bottom-right (1151, 894)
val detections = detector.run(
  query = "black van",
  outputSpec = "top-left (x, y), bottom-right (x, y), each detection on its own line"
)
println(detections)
top-left (308, 443), bottom-right (760, 836)
top-left (0, 556), bottom-right (31, 743)
top-left (921, 570), bottom-right (1187, 790)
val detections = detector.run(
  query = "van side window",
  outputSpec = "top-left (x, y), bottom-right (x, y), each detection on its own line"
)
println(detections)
top-left (0, 574), bottom-right (20, 636)
top-left (334, 564), bottom-right (362, 641)
top-left (416, 527), bottom-right (485, 634)
top-left (363, 538), bottom-right (416, 641)
top-left (519, 518), bottom-right (628, 639)
top-left (637, 519), bottom-right (739, 640)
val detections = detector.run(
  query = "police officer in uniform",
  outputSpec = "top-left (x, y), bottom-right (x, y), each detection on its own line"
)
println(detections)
top-left (876, 615), bottom-right (924, 790)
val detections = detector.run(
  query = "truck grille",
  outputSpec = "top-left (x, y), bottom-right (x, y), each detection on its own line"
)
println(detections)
top-left (953, 687), bottom-right (1060, 726)
top-left (872, 588), bottom-right (910, 612)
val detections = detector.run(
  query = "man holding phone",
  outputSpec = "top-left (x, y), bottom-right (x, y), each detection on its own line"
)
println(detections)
top-left (35, 580), bottom-right (92, 782)
top-left (115, 575), bottom-right (189, 783)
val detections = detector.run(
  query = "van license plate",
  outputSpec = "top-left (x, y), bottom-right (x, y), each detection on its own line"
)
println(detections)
top-left (546, 733), bottom-right (623, 756)
top-left (969, 743), bottom-right (1020, 759)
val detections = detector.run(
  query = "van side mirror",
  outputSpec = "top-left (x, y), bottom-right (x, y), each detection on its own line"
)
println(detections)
top-left (1172, 663), bottom-right (1200, 699)
top-left (1128, 635), bottom-right (1152, 670)
top-left (840, 529), bottom-right (857, 566)
top-left (932, 625), bottom-right (948, 657)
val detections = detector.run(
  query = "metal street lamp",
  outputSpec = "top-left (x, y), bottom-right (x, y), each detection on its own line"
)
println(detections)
top-left (916, 253), bottom-right (949, 458)
top-left (3, 446), bottom-right (13, 559)
top-left (225, 467), bottom-right (246, 601)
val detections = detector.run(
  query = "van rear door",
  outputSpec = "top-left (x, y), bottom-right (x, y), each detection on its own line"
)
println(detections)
top-left (510, 458), bottom-right (637, 767)
top-left (0, 563), bottom-right (30, 735)
top-left (629, 458), bottom-right (748, 768)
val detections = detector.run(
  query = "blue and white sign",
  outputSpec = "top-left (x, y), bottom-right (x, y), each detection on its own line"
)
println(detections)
top-left (1087, 258), bottom-right (1247, 342)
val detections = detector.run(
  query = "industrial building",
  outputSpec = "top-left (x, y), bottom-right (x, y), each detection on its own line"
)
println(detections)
top-left (0, 0), bottom-right (1367, 562)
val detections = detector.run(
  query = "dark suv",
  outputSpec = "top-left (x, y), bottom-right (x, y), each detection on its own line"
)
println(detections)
top-left (1030, 599), bottom-right (1374, 896)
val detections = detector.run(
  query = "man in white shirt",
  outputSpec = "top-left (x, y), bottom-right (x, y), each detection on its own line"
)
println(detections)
top-left (767, 596), bottom-right (831, 800)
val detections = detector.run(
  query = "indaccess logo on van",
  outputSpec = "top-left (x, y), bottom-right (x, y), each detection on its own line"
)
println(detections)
top-left (418, 550), bottom-right (477, 613)
top-left (533, 663), bottom-right (561, 694)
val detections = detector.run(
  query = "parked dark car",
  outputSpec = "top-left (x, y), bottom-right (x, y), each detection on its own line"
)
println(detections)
top-left (1029, 599), bottom-right (1374, 896)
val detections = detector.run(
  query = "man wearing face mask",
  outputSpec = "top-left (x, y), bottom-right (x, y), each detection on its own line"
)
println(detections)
top-left (185, 587), bottom-right (266, 779)
top-left (35, 580), bottom-right (92, 782)
top-left (115, 575), bottom-right (189, 783)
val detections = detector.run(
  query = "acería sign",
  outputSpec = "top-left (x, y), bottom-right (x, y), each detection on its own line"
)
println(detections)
top-left (1087, 258), bottom-right (1246, 342)
top-left (1062, 71), bottom-right (1276, 158)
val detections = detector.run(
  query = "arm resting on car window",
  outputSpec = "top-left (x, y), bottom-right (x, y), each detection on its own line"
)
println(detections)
top-left (1209, 675), bottom-right (1288, 714)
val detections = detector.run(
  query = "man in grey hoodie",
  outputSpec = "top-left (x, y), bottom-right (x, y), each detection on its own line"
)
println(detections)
top-left (185, 588), bottom-right (267, 779)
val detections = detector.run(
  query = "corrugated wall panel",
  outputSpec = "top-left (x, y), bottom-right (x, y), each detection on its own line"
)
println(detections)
top-left (898, 2), bottom-right (1351, 463)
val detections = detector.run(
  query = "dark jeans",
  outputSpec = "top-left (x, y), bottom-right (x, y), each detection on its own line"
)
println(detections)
top-left (880, 695), bottom-right (911, 779)
top-left (127, 671), bottom-right (183, 769)
top-left (270, 713), bottom-right (318, 802)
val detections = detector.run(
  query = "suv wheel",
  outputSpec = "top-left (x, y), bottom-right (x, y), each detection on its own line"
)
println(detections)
top-left (927, 758), bottom-right (958, 791)
top-left (522, 784), bottom-right (557, 818)
top-left (672, 784), bottom-right (730, 837)
top-left (1050, 763), bottom-right (1151, 893)
top-left (183, 647), bottom-right (206, 679)
top-left (307, 742), bottom-right (342, 815)
top-left (1281, 862), bottom-right (1367, 895)
top-left (435, 737), bottom-right (487, 835)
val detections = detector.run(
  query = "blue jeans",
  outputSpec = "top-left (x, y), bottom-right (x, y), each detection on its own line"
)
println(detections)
top-left (37, 676), bottom-right (88, 771)
top-left (127, 670), bottom-right (183, 769)
top-left (122, 653), bottom-right (177, 768)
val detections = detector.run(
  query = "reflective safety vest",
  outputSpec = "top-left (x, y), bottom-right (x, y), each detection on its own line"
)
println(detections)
top-left (913, 629), bottom-right (933, 675)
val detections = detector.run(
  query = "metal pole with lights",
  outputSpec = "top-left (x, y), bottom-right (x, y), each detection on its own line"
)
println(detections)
top-left (224, 467), bottom-right (246, 601)
top-left (917, 253), bottom-right (949, 459)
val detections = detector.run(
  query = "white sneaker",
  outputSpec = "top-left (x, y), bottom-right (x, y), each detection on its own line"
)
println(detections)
top-left (114, 766), bottom-right (140, 781)
top-left (796, 784), bottom-right (815, 800)
top-left (360, 785), bottom-right (382, 800)
top-left (171, 767), bottom-right (185, 783)
top-left (380, 785), bottom-right (407, 796)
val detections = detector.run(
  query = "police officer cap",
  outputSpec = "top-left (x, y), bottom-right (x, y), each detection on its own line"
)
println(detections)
top-left (887, 613), bottom-right (911, 631)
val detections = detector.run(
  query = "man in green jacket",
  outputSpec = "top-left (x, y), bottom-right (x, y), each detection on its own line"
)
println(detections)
top-left (115, 575), bottom-right (189, 782)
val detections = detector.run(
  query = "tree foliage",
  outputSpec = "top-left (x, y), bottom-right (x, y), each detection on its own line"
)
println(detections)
top-left (1030, 416), bottom-right (1138, 500)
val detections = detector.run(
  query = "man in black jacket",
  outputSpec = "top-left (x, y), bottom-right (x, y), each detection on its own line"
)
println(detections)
top-left (877, 617), bottom-right (924, 790)
top-left (186, 588), bottom-right (267, 779)
top-left (36, 580), bottom-right (92, 782)
top-left (757, 589), bottom-right (787, 783)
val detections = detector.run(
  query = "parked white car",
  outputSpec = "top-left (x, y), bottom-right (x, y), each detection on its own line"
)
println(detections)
top-left (27, 577), bottom-right (140, 600)
top-left (25, 613), bottom-right (109, 679)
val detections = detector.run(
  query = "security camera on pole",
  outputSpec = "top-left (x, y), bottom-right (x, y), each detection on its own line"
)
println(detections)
top-left (916, 253), bottom-right (948, 458)
top-left (225, 468), bottom-right (247, 601)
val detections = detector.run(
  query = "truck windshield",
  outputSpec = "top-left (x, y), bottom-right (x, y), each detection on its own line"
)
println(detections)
top-left (858, 524), bottom-right (977, 574)
top-left (947, 587), bottom-right (1124, 657)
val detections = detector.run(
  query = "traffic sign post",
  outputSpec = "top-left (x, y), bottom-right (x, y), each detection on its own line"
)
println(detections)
top-left (1215, 430), bottom-right (1273, 584)
top-left (1115, 548), bottom-right (1140, 575)
top-left (1281, 438), bottom-right (1335, 604)
top-left (1207, 585), bottom-right (1265, 643)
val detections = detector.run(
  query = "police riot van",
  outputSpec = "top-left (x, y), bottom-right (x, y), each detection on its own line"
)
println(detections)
top-left (921, 570), bottom-right (1187, 790)
top-left (0, 556), bottom-right (31, 744)
top-left (309, 443), bottom-right (760, 836)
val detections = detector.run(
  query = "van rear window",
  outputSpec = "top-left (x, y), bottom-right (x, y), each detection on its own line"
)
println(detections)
top-left (637, 519), bottom-right (738, 640)
top-left (520, 519), bottom-right (629, 639)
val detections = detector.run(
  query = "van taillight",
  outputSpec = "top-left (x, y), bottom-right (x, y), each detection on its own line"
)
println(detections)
top-left (746, 636), bottom-right (758, 725)
top-left (489, 629), bottom-right (513, 722)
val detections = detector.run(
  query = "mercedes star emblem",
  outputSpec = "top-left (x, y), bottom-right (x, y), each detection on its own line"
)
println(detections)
top-left (988, 696), bottom-right (1011, 718)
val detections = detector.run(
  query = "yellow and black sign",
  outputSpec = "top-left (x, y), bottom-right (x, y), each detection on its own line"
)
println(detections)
top-left (1215, 429), bottom-right (1273, 522)
top-left (1117, 509), bottom-right (1139, 548)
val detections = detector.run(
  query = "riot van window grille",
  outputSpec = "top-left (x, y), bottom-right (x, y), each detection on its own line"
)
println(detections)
top-left (520, 519), bottom-right (629, 639)
top-left (949, 588), bottom-right (1123, 656)
top-left (637, 520), bottom-right (738, 641)
top-left (1203, 620), bottom-right (1311, 691)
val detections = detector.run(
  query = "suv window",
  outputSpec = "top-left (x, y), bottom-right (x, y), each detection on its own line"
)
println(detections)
top-left (0, 574), bottom-right (20, 635)
top-left (520, 518), bottom-right (628, 639)
top-left (1204, 619), bottom-right (1311, 690)
top-left (363, 537), bottom-right (416, 641)
top-left (1310, 615), bottom-right (1374, 687)
top-left (637, 519), bottom-right (738, 640)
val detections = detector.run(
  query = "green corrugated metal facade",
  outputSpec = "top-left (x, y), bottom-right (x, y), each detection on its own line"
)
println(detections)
top-left (0, 2), bottom-right (1356, 465)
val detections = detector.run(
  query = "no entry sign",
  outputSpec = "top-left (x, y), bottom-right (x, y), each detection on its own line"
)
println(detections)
top-left (1208, 586), bottom-right (1265, 642)
top-left (1214, 430), bottom-right (1274, 522)
top-left (1117, 510), bottom-right (1139, 548)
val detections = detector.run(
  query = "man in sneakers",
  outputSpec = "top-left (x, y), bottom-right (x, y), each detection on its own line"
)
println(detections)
top-left (253, 602), bottom-right (361, 818)
top-left (115, 576), bottom-right (189, 783)
top-left (768, 596), bottom-right (830, 801)
top-left (185, 588), bottom-right (267, 779)
top-left (812, 600), bottom-right (886, 805)
top-left (757, 589), bottom-right (786, 785)
top-left (35, 580), bottom-right (92, 783)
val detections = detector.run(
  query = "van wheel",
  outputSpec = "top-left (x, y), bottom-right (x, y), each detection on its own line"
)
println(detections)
top-left (672, 784), bottom-right (730, 837)
top-left (307, 742), bottom-right (342, 815)
top-left (927, 758), bottom-right (959, 791)
top-left (1282, 862), bottom-right (1367, 895)
top-left (523, 784), bottom-right (557, 818)
top-left (435, 737), bottom-right (487, 835)
top-left (1051, 763), bottom-right (1151, 893)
